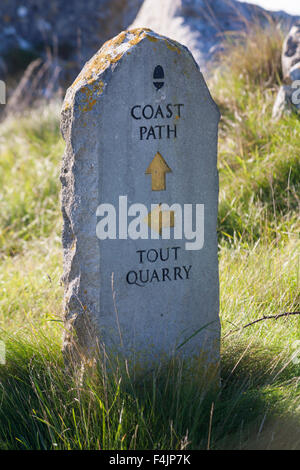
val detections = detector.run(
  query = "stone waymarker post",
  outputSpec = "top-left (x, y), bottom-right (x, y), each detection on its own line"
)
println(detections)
top-left (61, 28), bottom-right (220, 377)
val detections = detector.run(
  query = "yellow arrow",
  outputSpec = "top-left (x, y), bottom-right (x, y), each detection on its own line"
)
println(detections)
top-left (145, 152), bottom-right (172, 191)
top-left (144, 204), bottom-right (175, 234)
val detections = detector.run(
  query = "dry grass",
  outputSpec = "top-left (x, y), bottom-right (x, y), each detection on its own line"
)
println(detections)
top-left (214, 17), bottom-right (284, 90)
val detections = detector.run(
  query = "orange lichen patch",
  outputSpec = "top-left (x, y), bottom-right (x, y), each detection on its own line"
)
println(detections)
top-left (98, 80), bottom-right (105, 93)
top-left (128, 28), bottom-right (152, 35)
top-left (165, 39), bottom-right (181, 54)
top-left (63, 100), bottom-right (71, 111)
top-left (102, 30), bottom-right (127, 50)
top-left (78, 81), bottom-right (104, 113)
top-left (146, 35), bottom-right (158, 43)
top-left (73, 55), bottom-right (109, 88)
top-left (110, 53), bottom-right (123, 64)
top-left (79, 98), bottom-right (96, 113)
top-left (128, 28), bottom-right (148, 46)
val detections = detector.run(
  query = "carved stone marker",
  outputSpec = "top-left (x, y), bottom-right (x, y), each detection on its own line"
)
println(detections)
top-left (61, 28), bottom-right (220, 378)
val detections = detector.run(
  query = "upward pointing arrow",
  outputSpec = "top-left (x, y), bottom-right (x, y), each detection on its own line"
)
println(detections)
top-left (145, 152), bottom-right (172, 191)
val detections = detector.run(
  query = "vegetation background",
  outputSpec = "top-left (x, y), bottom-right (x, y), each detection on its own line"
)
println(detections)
top-left (0, 13), bottom-right (299, 450)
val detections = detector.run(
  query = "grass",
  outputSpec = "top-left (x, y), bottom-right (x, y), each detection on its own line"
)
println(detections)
top-left (0, 101), bottom-right (64, 257)
top-left (212, 20), bottom-right (299, 245)
top-left (0, 21), bottom-right (299, 449)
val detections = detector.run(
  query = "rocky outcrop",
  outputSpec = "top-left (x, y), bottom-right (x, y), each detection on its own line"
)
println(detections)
top-left (0, 0), bottom-right (144, 114)
top-left (0, 0), bottom-right (143, 77)
top-left (273, 23), bottom-right (300, 118)
top-left (1, 0), bottom-right (298, 80)
top-left (282, 22), bottom-right (300, 82)
top-left (130, 0), bottom-right (297, 72)
top-left (1, 0), bottom-right (299, 113)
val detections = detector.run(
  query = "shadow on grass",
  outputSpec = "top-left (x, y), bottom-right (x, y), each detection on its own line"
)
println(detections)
top-left (119, 340), bottom-right (300, 450)
top-left (0, 335), bottom-right (299, 450)
top-left (214, 342), bottom-right (300, 449)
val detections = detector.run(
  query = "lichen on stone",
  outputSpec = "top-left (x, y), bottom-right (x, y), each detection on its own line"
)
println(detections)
top-left (78, 80), bottom-right (105, 113)
top-left (62, 28), bottom-right (185, 115)
top-left (71, 28), bottom-right (150, 91)
top-left (164, 39), bottom-right (181, 55)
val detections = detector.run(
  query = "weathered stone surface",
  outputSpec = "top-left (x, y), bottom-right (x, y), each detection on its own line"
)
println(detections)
top-left (273, 23), bottom-right (300, 119)
top-left (272, 85), bottom-right (294, 119)
top-left (61, 28), bottom-right (220, 376)
top-left (282, 22), bottom-right (300, 81)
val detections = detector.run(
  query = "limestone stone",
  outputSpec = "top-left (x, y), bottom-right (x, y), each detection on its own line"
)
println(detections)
top-left (282, 23), bottom-right (300, 82)
top-left (290, 63), bottom-right (300, 82)
top-left (273, 23), bottom-right (300, 119)
top-left (60, 28), bottom-right (220, 376)
top-left (272, 86), bottom-right (290, 119)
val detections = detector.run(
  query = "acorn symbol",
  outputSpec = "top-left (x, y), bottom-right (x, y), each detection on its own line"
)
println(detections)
top-left (153, 65), bottom-right (164, 90)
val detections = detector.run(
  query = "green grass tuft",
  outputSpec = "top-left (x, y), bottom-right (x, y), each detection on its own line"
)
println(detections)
top-left (0, 101), bottom-right (64, 257)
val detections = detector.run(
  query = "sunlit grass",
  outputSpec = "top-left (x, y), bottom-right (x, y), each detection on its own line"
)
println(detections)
top-left (0, 239), bottom-right (299, 449)
top-left (0, 101), bottom-right (64, 257)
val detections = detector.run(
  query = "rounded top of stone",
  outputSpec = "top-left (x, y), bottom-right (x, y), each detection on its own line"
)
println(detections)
top-left (71, 28), bottom-right (184, 89)
top-left (62, 28), bottom-right (191, 115)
